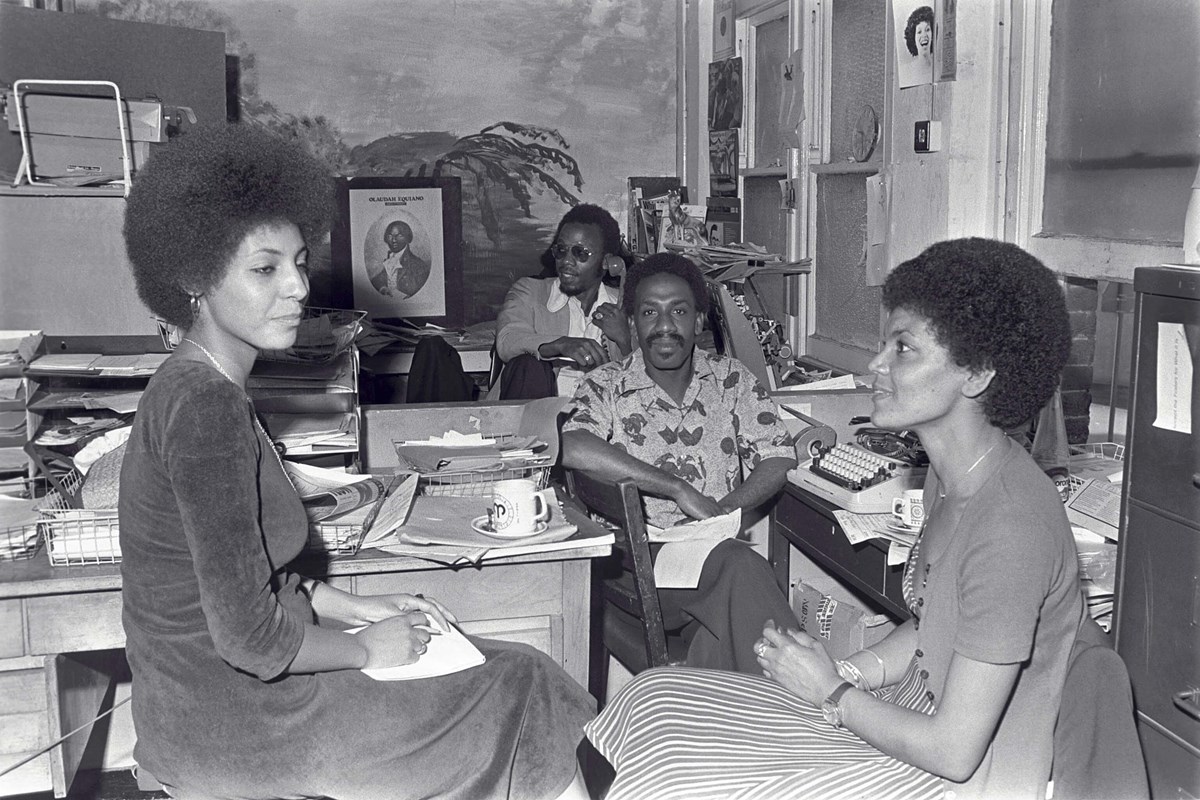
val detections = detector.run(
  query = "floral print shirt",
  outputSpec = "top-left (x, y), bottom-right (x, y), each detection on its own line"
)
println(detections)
top-left (563, 349), bottom-right (795, 526)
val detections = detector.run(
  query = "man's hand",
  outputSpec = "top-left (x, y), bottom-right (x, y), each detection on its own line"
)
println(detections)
top-left (540, 336), bottom-right (609, 370)
top-left (673, 481), bottom-right (724, 520)
top-left (591, 302), bottom-right (632, 354)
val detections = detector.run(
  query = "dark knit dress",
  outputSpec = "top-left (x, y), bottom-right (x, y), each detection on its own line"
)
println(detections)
top-left (118, 357), bottom-right (593, 800)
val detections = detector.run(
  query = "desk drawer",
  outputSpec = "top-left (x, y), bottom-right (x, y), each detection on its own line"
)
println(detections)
top-left (26, 593), bottom-right (125, 654)
top-left (351, 561), bottom-right (565, 620)
top-left (774, 489), bottom-right (907, 618)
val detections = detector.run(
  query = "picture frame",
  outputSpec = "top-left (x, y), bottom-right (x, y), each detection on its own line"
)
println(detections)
top-left (330, 176), bottom-right (464, 327)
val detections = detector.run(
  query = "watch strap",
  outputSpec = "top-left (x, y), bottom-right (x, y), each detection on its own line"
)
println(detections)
top-left (822, 681), bottom-right (854, 729)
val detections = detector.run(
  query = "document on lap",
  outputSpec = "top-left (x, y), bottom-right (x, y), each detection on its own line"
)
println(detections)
top-left (344, 622), bottom-right (485, 680)
top-left (648, 509), bottom-right (741, 589)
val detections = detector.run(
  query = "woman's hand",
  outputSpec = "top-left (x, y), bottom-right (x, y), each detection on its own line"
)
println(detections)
top-left (540, 336), bottom-right (609, 370)
top-left (355, 613), bottom-right (435, 668)
top-left (591, 303), bottom-right (631, 354)
top-left (754, 622), bottom-right (844, 706)
top-left (349, 592), bottom-right (457, 632)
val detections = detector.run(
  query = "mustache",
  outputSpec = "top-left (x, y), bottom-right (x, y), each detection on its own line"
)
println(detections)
top-left (646, 332), bottom-right (686, 346)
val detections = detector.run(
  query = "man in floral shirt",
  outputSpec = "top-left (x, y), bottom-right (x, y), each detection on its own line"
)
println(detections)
top-left (562, 252), bottom-right (799, 673)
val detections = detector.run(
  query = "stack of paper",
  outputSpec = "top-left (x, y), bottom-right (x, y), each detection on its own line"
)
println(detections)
top-left (1074, 526), bottom-right (1116, 631)
top-left (0, 495), bottom-right (41, 560)
top-left (394, 433), bottom-right (547, 474)
top-left (262, 412), bottom-right (357, 453)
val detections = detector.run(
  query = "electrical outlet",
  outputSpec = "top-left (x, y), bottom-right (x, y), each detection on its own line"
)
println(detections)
top-left (914, 120), bottom-right (942, 153)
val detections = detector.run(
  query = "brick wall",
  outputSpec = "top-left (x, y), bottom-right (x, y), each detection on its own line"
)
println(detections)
top-left (1061, 277), bottom-right (1098, 444)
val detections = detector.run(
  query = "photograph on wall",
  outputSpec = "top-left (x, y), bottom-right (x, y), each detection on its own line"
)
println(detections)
top-left (894, 0), bottom-right (936, 89)
top-left (712, 0), bottom-right (735, 61)
top-left (708, 57), bottom-right (743, 131)
top-left (658, 189), bottom-right (709, 251)
top-left (331, 177), bottom-right (464, 327)
top-left (709, 129), bottom-right (739, 197)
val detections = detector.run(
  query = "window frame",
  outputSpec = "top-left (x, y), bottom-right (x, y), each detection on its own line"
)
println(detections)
top-left (1007, 0), bottom-right (1183, 282)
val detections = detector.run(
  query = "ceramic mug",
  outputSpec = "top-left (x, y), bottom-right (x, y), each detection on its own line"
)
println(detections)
top-left (891, 489), bottom-right (925, 529)
top-left (491, 479), bottom-right (550, 535)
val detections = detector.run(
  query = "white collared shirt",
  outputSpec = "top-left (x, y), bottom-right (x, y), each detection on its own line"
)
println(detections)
top-left (545, 280), bottom-right (620, 397)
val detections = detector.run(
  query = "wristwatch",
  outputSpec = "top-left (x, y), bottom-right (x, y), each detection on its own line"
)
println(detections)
top-left (821, 681), bottom-right (854, 729)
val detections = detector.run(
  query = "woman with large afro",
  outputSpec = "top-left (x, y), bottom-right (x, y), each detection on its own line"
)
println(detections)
top-left (119, 122), bottom-right (594, 799)
top-left (583, 238), bottom-right (1088, 800)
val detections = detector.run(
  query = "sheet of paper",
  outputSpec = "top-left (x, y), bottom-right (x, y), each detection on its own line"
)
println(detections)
top-left (772, 373), bottom-right (857, 392)
top-left (1154, 322), bottom-right (1193, 434)
top-left (649, 509), bottom-right (741, 589)
top-left (361, 472), bottom-right (419, 547)
top-left (346, 623), bottom-right (485, 681)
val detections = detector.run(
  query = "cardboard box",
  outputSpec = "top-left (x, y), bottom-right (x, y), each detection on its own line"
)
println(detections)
top-left (790, 581), bottom-right (892, 661)
top-left (6, 91), bottom-right (167, 142)
top-left (25, 132), bottom-right (149, 180)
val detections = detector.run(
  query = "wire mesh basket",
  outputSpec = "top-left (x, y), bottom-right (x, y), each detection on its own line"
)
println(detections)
top-left (400, 430), bottom-right (555, 497)
top-left (306, 520), bottom-right (369, 556)
top-left (38, 470), bottom-right (121, 566)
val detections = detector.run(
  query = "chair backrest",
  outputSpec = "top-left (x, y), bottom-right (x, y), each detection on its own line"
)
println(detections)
top-left (566, 470), bottom-right (670, 668)
top-left (1051, 616), bottom-right (1149, 800)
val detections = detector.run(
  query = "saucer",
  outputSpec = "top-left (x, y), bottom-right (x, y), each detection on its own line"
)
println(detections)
top-left (471, 515), bottom-right (549, 540)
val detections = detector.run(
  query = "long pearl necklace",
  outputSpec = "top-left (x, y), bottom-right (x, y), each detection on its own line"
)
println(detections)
top-left (181, 338), bottom-right (294, 487)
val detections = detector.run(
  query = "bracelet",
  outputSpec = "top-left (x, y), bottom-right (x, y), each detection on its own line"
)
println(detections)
top-left (835, 659), bottom-right (869, 691)
top-left (861, 648), bottom-right (887, 687)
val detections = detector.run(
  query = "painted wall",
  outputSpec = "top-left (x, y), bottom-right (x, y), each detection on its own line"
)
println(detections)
top-left (68, 0), bottom-right (681, 327)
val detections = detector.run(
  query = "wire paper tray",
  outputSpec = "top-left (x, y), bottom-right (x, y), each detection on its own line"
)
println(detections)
top-left (307, 520), bottom-right (369, 556)
top-left (417, 463), bottom-right (552, 497)
top-left (0, 520), bottom-right (42, 562)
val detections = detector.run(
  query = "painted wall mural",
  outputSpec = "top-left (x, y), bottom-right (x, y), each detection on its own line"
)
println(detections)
top-left (81, 0), bottom-right (678, 325)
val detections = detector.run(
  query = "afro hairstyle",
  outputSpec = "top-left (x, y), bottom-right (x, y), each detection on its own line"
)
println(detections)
top-left (622, 252), bottom-right (710, 317)
top-left (123, 122), bottom-right (335, 326)
top-left (882, 237), bottom-right (1071, 429)
top-left (539, 203), bottom-right (631, 276)
top-left (904, 5), bottom-right (935, 56)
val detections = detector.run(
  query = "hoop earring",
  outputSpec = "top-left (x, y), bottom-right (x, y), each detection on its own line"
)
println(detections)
top-left (189, 294), bottom-right (201, 320)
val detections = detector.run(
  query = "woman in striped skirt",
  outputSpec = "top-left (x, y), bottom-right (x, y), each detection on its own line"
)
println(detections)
top-left (586, 239), bottom-right (1086, 800)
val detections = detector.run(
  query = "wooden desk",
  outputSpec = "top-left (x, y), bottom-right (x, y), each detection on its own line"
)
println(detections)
top-left (0, 512), bottom-right (608, 797)
top-left (769, 480), bottom-right (911, 621)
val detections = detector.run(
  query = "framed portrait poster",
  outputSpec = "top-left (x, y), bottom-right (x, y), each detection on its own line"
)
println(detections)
top-left (331, 176), bottom-right (464, 327)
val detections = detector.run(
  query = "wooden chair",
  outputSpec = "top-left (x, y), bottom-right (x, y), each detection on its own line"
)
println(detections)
top-left (566, 470), bottom-right (686, 707)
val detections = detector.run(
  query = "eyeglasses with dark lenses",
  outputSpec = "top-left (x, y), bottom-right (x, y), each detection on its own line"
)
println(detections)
top-left (550, 242), bottom-right (594, 262)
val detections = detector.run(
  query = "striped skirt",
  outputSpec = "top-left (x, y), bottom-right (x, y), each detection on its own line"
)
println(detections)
top-left (585, 659), bottom-right (944, 800)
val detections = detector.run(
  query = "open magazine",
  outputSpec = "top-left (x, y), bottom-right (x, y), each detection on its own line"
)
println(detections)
top-left (283, 461), bottom-right (385, 522)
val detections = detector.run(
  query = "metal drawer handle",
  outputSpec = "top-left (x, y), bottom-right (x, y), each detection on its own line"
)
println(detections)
top-left (1174, 688), bottom-right (1200, 721)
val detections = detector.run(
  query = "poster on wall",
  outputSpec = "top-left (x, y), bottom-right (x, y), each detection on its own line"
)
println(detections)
top-left (894, 0), bottom-right (936, 89)
top-left (708, 57), bottom-right (743, 131)
top-left (937, 0), bottom-right (957, 82)
top-left (331, 176), bottom-right (464, 327)
top-left (709, 129), bottom-right (739, 197)
top-left (713, 0), bottom-right (735, 62)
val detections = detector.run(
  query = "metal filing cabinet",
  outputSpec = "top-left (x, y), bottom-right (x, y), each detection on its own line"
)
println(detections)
top-left (1114, 265), bottom-right (1200, 798)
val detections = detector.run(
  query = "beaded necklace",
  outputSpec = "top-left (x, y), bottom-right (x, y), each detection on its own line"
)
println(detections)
top-left (181, 338), bottom-right (294, 488)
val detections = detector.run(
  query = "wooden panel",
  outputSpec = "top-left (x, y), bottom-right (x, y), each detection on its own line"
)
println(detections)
top-left (26, 593), bottom-right (125, 655)
top-left (461, 616), bottom-right (553, 656)
top-left (352, 561), bottom-right (564, 621)
top-left (0, 667), bottom-right (47, 715)
top-left (46, 653), bottom-right (117, 798)
top-left (0, 708), bottom-right (52, 796)
top-left (0, 598), bottom-right (25, 659)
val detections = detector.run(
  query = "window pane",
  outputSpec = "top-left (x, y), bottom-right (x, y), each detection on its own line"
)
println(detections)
top-left (752, 15), bottom-right (790, 169)
top-left (1043, 0), bottom-right (1200, 243)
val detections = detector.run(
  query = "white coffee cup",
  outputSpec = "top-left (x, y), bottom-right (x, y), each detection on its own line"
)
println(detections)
top-left (491, 479), bottom-right (551, 535)
top-left (891, 489), bottom-right (925, 528)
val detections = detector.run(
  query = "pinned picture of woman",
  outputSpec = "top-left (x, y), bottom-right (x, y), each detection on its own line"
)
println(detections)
top-left (897, 2), bottom-right (936, 89)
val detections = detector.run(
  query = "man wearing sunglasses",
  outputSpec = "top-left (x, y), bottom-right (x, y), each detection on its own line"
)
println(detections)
top-left (491, 204), bottom-right (634, 400)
